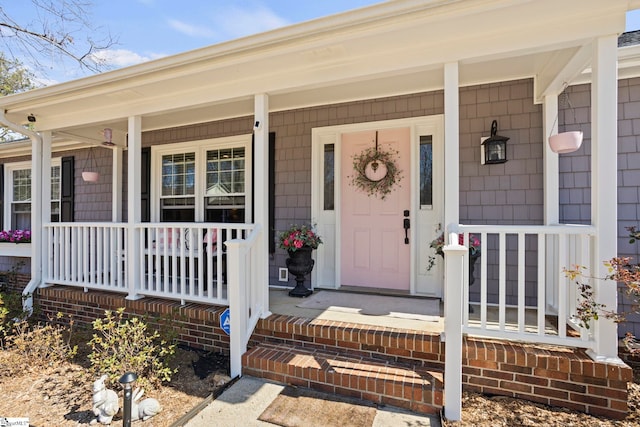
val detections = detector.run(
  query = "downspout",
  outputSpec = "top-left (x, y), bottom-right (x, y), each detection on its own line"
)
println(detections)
top-left (0, 110), bottom-right (43, 314)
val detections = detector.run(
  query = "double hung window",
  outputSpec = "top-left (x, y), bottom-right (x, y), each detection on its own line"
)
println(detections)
top-left (4, 160), bottom-right (61, 230)
top-left (154, 136), bottom-right (251, 223)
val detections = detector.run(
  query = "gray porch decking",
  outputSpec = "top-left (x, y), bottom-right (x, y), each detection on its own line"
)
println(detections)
top-left (268, 288), bottom-right (560, 337)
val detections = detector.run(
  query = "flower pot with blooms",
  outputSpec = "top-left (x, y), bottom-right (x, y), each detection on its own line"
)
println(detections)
top-left (427, 232), bottom-right (481, 285)
top-left (279, 224), bottom-right (323, 297)
top-left (0, 230), bottom-right (31, 243)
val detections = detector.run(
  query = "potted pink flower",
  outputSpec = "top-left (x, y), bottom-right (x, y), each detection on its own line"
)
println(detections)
top-left (279, 224), bottom-right (322, 297)
top-left (427, 232), bottom-right (481, 287)
top-left (278, 224), bottom-right (323, 253)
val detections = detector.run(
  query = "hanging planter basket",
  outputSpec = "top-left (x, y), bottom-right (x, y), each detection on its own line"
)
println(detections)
top-left (82, 171), bottom-right (99, 182)
top-left (548, 86), bottom-right (583, 154)
top-left (549, 131), bottom-right (583, 154)
top-left (82, 147), bottom-right (99, 182)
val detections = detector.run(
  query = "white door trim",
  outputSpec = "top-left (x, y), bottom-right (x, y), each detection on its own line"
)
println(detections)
top-left (311, 115), bottom-right (444, 296)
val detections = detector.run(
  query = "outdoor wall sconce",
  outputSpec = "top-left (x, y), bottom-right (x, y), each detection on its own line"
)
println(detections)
top-left (481, 120), bottom-right (508, 164)
top-left (101, 128), bottom-right (115, 147)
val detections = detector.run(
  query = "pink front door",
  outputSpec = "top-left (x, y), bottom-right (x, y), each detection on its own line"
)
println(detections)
top-left (340, 128), bottom-right (411, 290)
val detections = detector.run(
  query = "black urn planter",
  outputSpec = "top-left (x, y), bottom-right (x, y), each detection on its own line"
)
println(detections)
top-left (469, 253), bottom-right (480, 287)
top-left (468, 253), bottom-right (480, 313)
top-left (286, 247), bottom-right (314, 297)
top-left (438, 251), bottom-right (480, 285)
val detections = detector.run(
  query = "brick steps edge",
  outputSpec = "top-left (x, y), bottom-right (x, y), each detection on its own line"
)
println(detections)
top-left (242, 342), bottom-right (443, 415)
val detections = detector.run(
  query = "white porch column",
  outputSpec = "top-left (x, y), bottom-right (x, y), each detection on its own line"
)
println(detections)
top-left (29, 131), bottom-right (50, 286)
top-left (443, 62), bottom-right (463, 422)
top-left (443, 62), bottom-right (460, 238)
top-left (112, 146), bottom-right (124, 222)
top-left (542, 95), bottom-right (560, 311)
top-left (443, 233), bottom-right (467, 421)
top-left (40, 131), bottom-right (52, 282)
top-left (254, 94), bottom-right (272, 318)
top-left (126, 116), bottom-right (142, 300)
top-left (542, 94), bottom-right (559, 225)
top-left (589, 35), bottom-right (619, 362)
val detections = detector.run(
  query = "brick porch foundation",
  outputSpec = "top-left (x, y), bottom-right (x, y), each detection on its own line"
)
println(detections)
top-left (36, 286), bottom-right (230, 352)
top-left (33, 286), bottom-right (633, 419)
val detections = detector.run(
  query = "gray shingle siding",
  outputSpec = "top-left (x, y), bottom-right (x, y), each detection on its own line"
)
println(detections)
top-left (3, 75), bottom-right (639, 335)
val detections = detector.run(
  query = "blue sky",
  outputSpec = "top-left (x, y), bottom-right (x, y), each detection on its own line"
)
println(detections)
top-left (2, 0), bottom-right (383, 84)
top-left (4, 1), bottom-right (640, 85)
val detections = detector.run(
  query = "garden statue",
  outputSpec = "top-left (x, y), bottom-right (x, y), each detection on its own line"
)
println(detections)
top-left (90, 375), bottom-right (119, 425)
top-left (131, 388), bottom-right (163, 421)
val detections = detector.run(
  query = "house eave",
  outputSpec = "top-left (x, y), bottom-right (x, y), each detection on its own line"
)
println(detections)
top-left (0, 0), bottom-right (630, 143)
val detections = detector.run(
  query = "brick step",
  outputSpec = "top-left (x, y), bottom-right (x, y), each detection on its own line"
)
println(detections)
top-left (242, 342), bottom-right (444, 415)
top-left (250, 314), bottom-right (444, 370)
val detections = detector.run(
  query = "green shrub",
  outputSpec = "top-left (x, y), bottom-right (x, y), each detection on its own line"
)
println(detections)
top-left (88, 308), bottom-right (176, 389)
top-left (0, 290), bottom-right (28, 346)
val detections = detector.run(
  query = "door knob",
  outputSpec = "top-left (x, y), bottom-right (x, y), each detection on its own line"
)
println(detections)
top-left (403, 216), bottom-right (410, 244)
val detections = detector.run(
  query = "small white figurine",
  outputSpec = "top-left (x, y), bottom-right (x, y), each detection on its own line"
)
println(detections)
top-left (90, 375), bottom-right (120, 425)
top-left (131, 388), bottom-right (163, 421)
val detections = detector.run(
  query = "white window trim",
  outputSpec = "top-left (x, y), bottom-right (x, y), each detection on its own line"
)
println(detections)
top-left (150, 135), bottom-right (253, 223)
top-left (4, 158), bottom-right (61, 231)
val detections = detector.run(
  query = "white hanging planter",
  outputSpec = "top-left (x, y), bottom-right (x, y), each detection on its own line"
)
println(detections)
top-left (82, 171), bottom-right (99, 182)
top-left (82, 146), bottom-right (100, 182)
top-left (549, 131), bottom-right (583, 154)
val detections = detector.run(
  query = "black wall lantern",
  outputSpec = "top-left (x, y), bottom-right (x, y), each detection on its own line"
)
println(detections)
top-left (481, 120), bottom-right (508, 164)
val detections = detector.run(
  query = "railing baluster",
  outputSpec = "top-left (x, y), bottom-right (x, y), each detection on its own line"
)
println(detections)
top-left (557, 234), bottom-right (567, 339)
top-left (480, 232), bottom-right (487, 329)
top-left (197, 228), bottom-right (204, 298)
top-left (498, 232), bottom-right (506, 331)
top-left (64, 226), bottom-right (70, 281)
top-left (517, 232), bottom-right (525, 334)
top-left (537, 233), bottom-right (546, 336)
top-left (462, 232), bottom-right (470, 325)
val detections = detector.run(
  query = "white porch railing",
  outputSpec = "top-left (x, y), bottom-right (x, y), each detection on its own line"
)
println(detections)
top-left (43, 221), bottom-right (264, 378)
top-left (132, 223), bottom-right (253, 305)
top-left (44, 222), bottom-right (128, 292)
top-left (452, 224), bottom-right (596, 348)
top-left (226, 225), bottom-right (265, 377)
top-left (43, 222), bottom-right (256, 306)
top-left (443, 224), bottom-right (597, 421)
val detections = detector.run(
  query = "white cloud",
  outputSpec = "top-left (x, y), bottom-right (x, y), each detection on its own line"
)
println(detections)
top-left (167, 19), bottom-right (216, 38)
top-left (90, 49), bottom-right (166, 68)
top-left (211, 5), bottom-right (290, 39)
top-left (167, 5), bottom-right (290, 42)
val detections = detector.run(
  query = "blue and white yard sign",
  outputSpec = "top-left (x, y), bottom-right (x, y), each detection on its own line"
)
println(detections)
top-left (220, 308), bottom-right (231, 335)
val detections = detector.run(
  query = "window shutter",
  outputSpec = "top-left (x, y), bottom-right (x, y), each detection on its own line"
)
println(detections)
top-left (268, 132), bottom-right (275, 254)
top-left (61, 156), bottom-right (74, 222)
top-left (141, 147), bottom-right (151, 222)
top-left (252, 132), bottom-right (276, 253)
top-left (0, 164), bottom-right (4, 229)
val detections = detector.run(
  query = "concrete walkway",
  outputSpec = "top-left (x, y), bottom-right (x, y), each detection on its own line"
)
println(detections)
top-left (184, 376), bottom-right (441, 427)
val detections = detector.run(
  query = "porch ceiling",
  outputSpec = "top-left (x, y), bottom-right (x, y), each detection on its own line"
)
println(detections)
top-left (0, 0), bottom-right (629, 148)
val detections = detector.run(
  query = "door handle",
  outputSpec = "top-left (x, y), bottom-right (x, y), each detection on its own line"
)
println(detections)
top-left (403, 210), bottom-right (410, 244)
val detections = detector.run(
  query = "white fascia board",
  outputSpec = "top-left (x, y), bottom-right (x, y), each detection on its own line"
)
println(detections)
top-left (0, 0), bottom-right (629, 129)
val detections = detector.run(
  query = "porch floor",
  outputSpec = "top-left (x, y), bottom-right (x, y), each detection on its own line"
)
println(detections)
top-left (268, 288), bottom-right (445, 333)
top-left (268, 288), bottom-right (559, 337)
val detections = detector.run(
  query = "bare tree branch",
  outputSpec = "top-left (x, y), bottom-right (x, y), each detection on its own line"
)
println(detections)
top-left (0, 0), bottom-right (117, 76)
